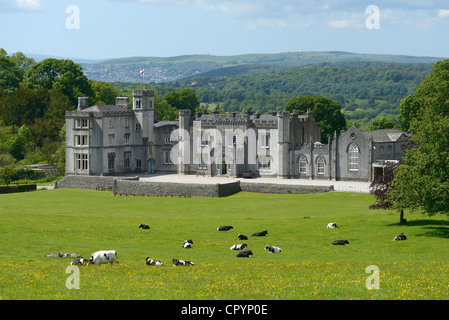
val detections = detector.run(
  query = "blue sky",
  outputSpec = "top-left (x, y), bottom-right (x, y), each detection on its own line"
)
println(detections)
top-left (1, 0), bottom-right (448, 60)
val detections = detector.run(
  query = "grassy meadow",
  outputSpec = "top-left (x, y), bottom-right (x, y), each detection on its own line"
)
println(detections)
top-left (1, 188), bottom-right (449, 300)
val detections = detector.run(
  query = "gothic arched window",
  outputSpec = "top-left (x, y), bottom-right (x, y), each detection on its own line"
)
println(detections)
top-left (348, 143), bottom-right (359, 171)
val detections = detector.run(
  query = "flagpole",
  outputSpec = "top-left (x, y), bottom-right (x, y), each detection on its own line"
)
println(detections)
top-left (140, 69), bottom-right (145, 90)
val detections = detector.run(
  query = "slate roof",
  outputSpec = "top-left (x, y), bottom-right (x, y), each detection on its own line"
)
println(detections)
top-left (79, 105), bottom-right (133, 113)
top-left (362, 129), bottom-right (409, 143)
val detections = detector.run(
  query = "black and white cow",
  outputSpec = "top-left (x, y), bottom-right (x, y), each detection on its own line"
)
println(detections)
top-left (139, 224), bottom-right (150, 229)
top-left (217, 226), bottom-right (234, 231)
top-left (89, 250), bottom-right (119, 265)
top-left (172, 259), bottom-right (195, 266)
top-left (332, 240), bottom-right (349, 245)
top-left (252, 230), bottom-right (268, 237)
top-left (326, 222), bottom-right (338, 228)
top-left (146, 257), bottom-right (163, 266)
top-left (183, 240), bottom-right (194, 248)
top-left (236, 250), bottom-right (253, 258)
top-left (70, 258), bottom-right (89, 266)
top-left (237, 234), bottom-right (248, 240)
top-left (393, 232), bottom-right (407, 241)
top-left (230, 243), bottom-right (248, 250)
top-left (264, 245), bottom-right (282, 253)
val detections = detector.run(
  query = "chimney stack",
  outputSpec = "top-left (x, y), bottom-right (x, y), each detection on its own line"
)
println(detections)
top-left (116, 96), bottom-right (129, 109)
top-left (77, 96), bottom-right (89, 111)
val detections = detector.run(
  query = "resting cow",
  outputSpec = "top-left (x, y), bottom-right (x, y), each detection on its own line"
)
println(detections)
top-left (236, 250), bottom-right (253, 258)
top-left (146, 257), bottom-right (163, 266)
top-left (89, 250), bottom-right (119, 265)
top-left (139, 224), bottom-right (150, 229)
top-left (264, 245), bottom-right (282, 253)
top-left (183, 240), bottom-right (194, 248)
top-left (217, 226), bottom-right (233, 231)
top-left (393, 232), bottom-right (407, 241)
top-left (70, 258), bottom-right (89, 266)
top-left (252, 230), bottom-right (268, 237)
top-left (172, 259), bottom-right (195, 266)
top-left (230, 243), bottom-right (248, 250)
top-left (237, 234), bottom-right (248, 240)
top-left (332, 240), bottom-right (349, 245)
top-left (326, 222), bottom-right (338, 228)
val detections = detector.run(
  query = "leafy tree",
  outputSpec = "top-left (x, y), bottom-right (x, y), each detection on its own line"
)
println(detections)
top-left (26, 58), bottom-right (94, 107)
top-left (387, 59), bottom-right (449, 215)
top-left (398, 59), bottom-right (449, 132)
top-left (0, 50), bottom-right (22, 93)
top-left (0, 87), bottom-right (49, 126)
top-left (155, 97), bottom-right (178, 121)
top-left (163, 88), bottom-right (199, 114)
top-left (285, 95), bottom-right (346, 142)
top-left (8, 125), bottom-right (33, 160)
top-left (366, 116), bottom-right (398, 131)
top-left (91, 81), bottom-right (119, 105)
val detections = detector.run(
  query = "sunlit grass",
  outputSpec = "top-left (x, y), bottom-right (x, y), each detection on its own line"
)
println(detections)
top-left (1, 189), bottom-right (449, 299)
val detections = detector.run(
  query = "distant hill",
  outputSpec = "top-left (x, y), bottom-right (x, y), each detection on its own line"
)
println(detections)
top-left (79, 51), bottom-right (446, 83)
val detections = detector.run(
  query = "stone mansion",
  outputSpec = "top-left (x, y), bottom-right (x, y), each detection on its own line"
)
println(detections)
top-left (65, 90), bottom-right (409, 182)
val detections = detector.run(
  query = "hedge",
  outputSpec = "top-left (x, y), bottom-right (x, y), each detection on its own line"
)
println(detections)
top-left (0, 184), bottom-right (37, 194)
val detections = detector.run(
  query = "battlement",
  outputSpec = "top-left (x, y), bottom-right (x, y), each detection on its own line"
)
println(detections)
top-left (132, 90), bottom-right (154, 97)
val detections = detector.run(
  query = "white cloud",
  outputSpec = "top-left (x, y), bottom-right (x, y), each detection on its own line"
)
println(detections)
top-left (16, 0), bottom-right (41, 11)
top-left (328, 19), bottom-right (350, 29)
top-left (219, 2), bottom-right (270, 19)
top-left (437, 9), bottom-right (449, 19)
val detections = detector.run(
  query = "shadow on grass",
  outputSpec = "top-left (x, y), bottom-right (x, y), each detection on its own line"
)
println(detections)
top-left (387, 219), bottom-right (449, 239)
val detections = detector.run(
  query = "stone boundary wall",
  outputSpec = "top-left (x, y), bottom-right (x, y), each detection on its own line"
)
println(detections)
top-left (56, 175), bottom-right (333, 197)
top-left (240, 182), bottom-right (333, 194)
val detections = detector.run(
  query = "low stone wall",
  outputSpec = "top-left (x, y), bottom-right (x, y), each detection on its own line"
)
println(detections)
top-left (57, 175), bottom-right (333, 197)
top-left (240, 182), bottom-right (333, 194)
top-left (114, 180), bottom-right (219, 197)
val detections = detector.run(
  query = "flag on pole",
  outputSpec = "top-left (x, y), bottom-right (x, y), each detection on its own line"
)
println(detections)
top-left (140, 69), bottom-right (145, 90)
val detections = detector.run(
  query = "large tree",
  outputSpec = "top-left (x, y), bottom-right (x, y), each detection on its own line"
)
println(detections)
top-left (285, 95), bottom-right (346, 143)
top-left (26, 58), bottom-right (94, 108)
top-left (387, 59), bottom-right (449, 215)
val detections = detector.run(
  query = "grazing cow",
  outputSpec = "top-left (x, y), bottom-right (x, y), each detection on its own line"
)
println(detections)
top-left (230, 243), bottom-right (248, 250)
top-left (89, 250), bottom-right (119, 265)
top-left (139, 224), bottom-right (150, 229)
top-left (236, 250), bottom-right (253, 258)
top-left (172, 259), bottom-right (195, 266)
top-left (183, 240), bottom-right (194, 248)
top-left (217, 226), bottom-right (233, 231)
top-left (238, 234), bottom-right (248, 240)
top-left (393, 232), bottom-right (407, 241)
top-left (146, 257), bottom-right (163, 266)
top-left (327, 222), bottom-right (338, 228)
top-left (252, 230), bottom-right (268, 237)
top-left (332, 240), bottom-right (349, 245)
top-left (264, 245), bottom-right (282, 253)
top-left (70, 258), bottom-right (89, 266)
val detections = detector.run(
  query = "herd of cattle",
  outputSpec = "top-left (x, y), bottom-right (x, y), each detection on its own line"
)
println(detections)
top-left (68, 222), bottom-right (407, 267)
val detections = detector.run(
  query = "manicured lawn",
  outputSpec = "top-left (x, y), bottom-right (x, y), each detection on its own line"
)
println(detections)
top-left (1, 189), bottom-right (449, 299)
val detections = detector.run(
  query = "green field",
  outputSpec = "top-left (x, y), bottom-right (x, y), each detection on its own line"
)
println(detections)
top-left (1, 189), bottom-right (449, 300)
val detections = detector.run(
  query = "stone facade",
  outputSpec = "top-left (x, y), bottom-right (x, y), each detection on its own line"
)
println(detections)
top-left (65, 90), bottom-right (409, 182)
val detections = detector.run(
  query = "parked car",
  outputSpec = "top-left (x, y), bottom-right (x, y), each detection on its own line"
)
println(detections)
top-left (242, 170), bottom-right (255, 178)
